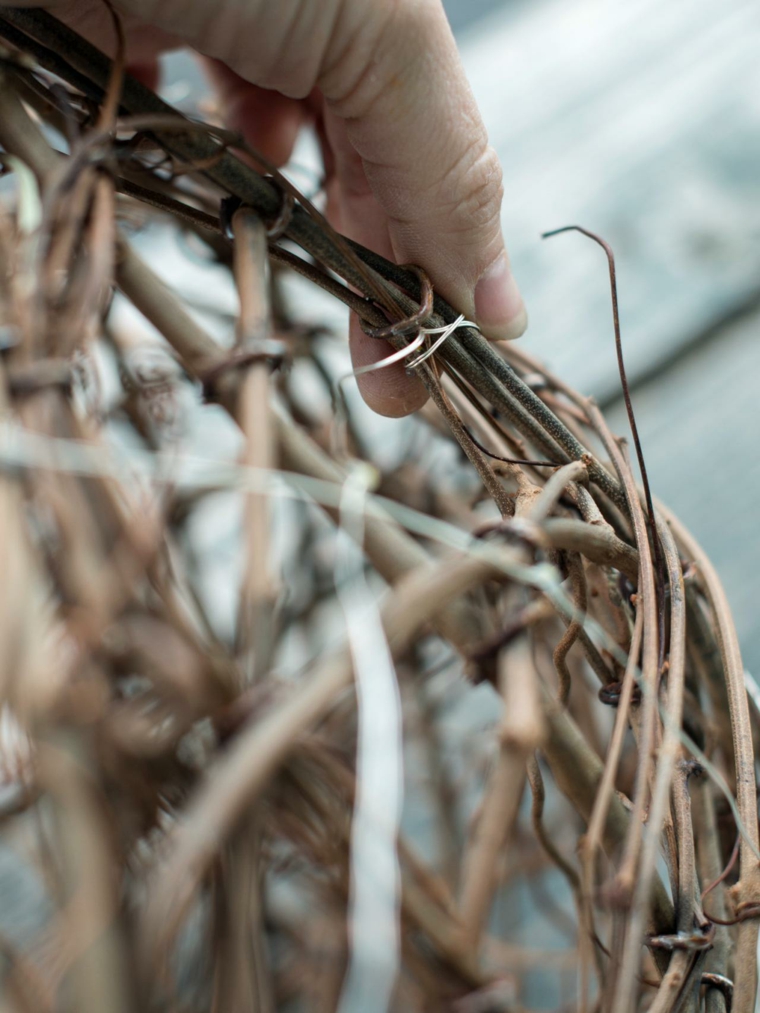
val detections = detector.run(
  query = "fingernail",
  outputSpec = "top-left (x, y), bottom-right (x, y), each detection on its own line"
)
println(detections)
top-left (474, 252), bottom-right (527, 341)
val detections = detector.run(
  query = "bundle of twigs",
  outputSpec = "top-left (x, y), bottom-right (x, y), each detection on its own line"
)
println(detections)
top-left (0, 8), bottom-right (757, 1013)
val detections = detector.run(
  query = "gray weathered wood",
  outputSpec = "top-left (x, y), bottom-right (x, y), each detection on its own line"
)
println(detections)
top-left (606, 306), bottom-right (760, 674)
top-left (461, 0), bottom-right (760, 400)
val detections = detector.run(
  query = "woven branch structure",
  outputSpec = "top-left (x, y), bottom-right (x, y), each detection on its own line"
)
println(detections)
top-left (0, 9), bottom-right (757, 1013)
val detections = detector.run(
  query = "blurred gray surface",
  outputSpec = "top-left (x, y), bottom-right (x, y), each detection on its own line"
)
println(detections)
top-left (443, 0), bottom-right (529, 35)
top-left (461, 0), bottom-right (760, 399)
top-left (455, 0), bottom-right (760, 673)
top-left (0, 842), bottom-right (51, 947)
top-left (607, 306), bottom-right (760, 674)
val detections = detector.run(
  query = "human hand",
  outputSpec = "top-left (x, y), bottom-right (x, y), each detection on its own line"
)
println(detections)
top-left (13, 0), bottom-right (527, 416)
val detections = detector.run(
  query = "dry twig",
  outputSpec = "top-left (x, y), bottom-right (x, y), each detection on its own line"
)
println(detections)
top-left (0, 13), bottom-right (755, 1012)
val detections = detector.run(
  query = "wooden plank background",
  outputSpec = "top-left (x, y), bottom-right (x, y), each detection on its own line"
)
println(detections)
top-left (457, 0), bottom-right (760, 672)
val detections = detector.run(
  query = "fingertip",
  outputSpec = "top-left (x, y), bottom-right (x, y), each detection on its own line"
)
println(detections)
top-left (199, 58), bottom-right (303, 167)
top-left (232, 91), bottom-right (304, 166)
top-left (348, 315), bottom-right (428, 418)
top-left (126, 60), bottom-right (161, 92)
top-left (357, 375), bottom-right (429, 417)
top-left (481, 303), bottom-right (528, 343)
top-left (356, 367), bottom-right (429, 418)
top-left (473, 252), bottom-right (528, 342)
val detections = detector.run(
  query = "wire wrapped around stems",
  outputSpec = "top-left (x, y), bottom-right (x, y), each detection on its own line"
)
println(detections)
top-left (345, 314), bottom-right (474, 381)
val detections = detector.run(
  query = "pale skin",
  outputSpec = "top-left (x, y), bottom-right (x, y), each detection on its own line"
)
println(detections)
top-left (7, 0), bottom-right (527, 416)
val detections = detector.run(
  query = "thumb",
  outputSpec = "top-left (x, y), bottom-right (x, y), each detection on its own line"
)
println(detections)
top-left (318, 0), bottom-right (527, 340)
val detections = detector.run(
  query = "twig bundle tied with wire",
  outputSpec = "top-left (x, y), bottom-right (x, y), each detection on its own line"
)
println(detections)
top-left (0, 8), bottom-right (757, 1013)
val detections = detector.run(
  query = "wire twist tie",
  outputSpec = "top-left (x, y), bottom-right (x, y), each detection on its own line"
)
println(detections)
top-left (405, 314), bottom-right (477, 370)
top-left (361, 266), bottom-right (433, 339)
top-left (219, 184), bottom-right (295, 243)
